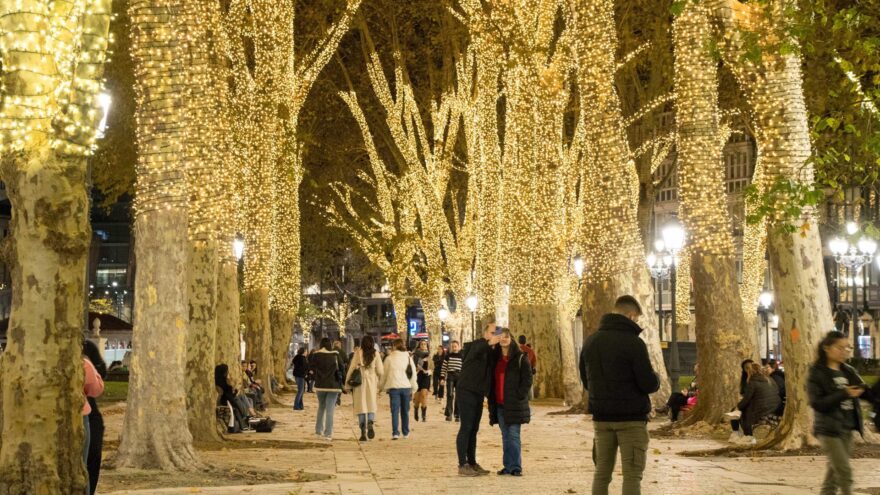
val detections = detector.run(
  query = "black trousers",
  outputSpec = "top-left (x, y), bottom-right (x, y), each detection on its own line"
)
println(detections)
top-left (444, 376), bottom-right (459, 418)
top-left (87, 401), bottom-right (104, 495)
top-left (455, 389), bottom-right (484, 466)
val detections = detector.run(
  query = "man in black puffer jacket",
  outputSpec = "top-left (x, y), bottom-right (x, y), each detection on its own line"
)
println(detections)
top-left (581, 295), bottom-right (659, 495)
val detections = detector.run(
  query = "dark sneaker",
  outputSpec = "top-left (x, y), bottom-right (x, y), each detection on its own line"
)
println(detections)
top-left (455, 417), bottom-right (460, 423)
top-left (458, 465), bottom-right (479, 477)
top-left (446, 415), bottom-right (452, 422)
top-left (367, 421), bottom-right (375, 439)
top-left (510, 469), bottom-right (522, 477)
top-left (497, 469), bottom-right (510, 475)
top-left (470, 463), bottom-right (490, 475)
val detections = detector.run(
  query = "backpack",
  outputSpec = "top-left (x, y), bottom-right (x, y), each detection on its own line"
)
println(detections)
top-left (250, 417), bottom-right (275, 433)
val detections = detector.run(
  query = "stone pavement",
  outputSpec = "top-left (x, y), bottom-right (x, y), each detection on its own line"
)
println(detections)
top-left (104, 391), bottom-right (880, 495)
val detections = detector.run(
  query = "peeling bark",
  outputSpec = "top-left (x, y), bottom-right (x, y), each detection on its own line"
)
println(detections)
top-left (0, 148), bottom-right (90, 494)
top-left (270, 309), bottom-right (294, 389)
top-left (243, 288), bottom-right (275, 404)
top-left (215, 260), bottom-right (242, 390)
top-left (509, 305), bottom-right (564, 399)
top-left (115, 208), bottom-right (199, 469)
top-left (185, 240), bottom-right (221, 443)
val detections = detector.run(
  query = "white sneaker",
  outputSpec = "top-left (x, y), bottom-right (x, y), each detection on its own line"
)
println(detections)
top-left (324, 435), bottom-right (333, 442)
top-left (403, 434), bottom-right (409, 439)
top-left (392, 434), bottom-right (400, 440)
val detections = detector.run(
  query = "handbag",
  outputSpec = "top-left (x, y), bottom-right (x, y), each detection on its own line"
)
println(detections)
top-left (406, 362), bottom-right (413, 379)
top-left (348, 366), bottom-right (363, 388)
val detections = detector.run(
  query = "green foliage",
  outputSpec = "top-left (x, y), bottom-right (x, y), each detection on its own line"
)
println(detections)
top-left (744, 179), bottom-right (825, 233)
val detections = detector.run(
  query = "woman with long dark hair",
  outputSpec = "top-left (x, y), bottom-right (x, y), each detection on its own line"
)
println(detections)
top-left (344, 335), bottom-right (384, 441)
top-left (82, 340), bottom-right (106, 495)
top-left (291, 347), bottom-right (309, 410)
top-left (808, 331), bottom-right (873, 495)
top-left (488, 328), bottom-right (532, 476)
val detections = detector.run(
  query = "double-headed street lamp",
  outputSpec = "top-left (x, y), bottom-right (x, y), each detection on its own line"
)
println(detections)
top-left (647, 221), bottom-right (685, 390)
top-left (829, 222), bottom-right (876, 358)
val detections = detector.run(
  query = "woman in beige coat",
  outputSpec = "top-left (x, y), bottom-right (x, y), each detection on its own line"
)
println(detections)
top-left (345, 335), bottom-right (384, 442)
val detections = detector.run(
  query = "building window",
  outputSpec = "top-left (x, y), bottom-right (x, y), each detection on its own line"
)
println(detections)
top-left (95, 268), bottom-right (127, 287)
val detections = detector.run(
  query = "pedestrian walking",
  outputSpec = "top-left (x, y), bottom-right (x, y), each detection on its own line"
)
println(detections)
top-left (580, 295), bottom-right (659, 495)
top-left (517, 335), bottom-right (537, 399)
top-left (455, 321), bottom-right (502, 477)
top-left (306, 350), bottom-right (316, 393)
top-left (291, 347), bottom-right (309, 411)
top-left (808, 331), bottom-right (874, 495)
top-left (413, 355), bottom-right (431, 422)
top-left (311, 338), bottom-right (345, 441)
top-left (334, 340), bottom-right (348, 406)
top-left (380, 338), bottom-right (418, 439)
top-left (344, 335), bottom-right (384, 442)
top-left (82, 349), bottom-right (105, 495)
top-left (489, 328), bottom-right (532, 476)
top-left (432, 346), bottom-right (446, 400)
top-left (83, 340), bottom-right (107, 495)
top-left (441, 341), bottom-right (463, 421)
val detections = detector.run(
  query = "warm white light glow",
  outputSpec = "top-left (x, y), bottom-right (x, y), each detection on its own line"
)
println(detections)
top-left (465, 294), bottom-right (478, 313)
top-left (573, 256), bottom-right (585, 279)
top-left (759, 291), bottom-right (773, 309)
top-left (661, 222), bottom-right (686, 252)
top-left (233, 238), bottom-right (245, 261)
top-left (846, 221), bottom-right (859, 236)
top-left (829, 237), bottom-right (849, 256)
top-left (95, 92), bottom-right (112, 139)
top-left (646, 252), bottom-right (657, 268)
top-left (438, 307), bottom-right (450, 321)
top-left (857, 237), bottom-right (877, 255)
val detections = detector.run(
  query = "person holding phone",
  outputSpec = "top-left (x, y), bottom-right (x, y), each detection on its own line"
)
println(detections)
top-left (454, 320), bottom-right (502, 477)
top-left (808, 331), bottom-right (874, 495)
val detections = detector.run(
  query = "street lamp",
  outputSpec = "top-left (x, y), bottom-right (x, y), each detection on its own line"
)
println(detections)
top-left (647, 221), bottom-right (685, 391)
top-left (758, 291), bottom-right (773, 359)
top-left (829, 229), bottom-right (876, 358)
top-left (96, 92), bottom-right (112, 139)
top-left (646, 252), bottom-right (673, 341)
top-left (465, 294), bottom-right (478, 342)
top-left (233, 236), bottom-right (245, 261)
top-left (438, 307), bottom-right (450, 346)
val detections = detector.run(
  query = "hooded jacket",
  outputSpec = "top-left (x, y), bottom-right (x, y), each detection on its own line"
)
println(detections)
top-left (580, 313), bottom-right (659, 422)
top-left (312, 348), bottom-right (344, 392)
top-left (488, 343), bottom-right (532, 426)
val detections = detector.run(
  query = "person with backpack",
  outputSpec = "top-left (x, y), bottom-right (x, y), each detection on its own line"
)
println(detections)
top-left (581, 295), bottom-right (659, 495)
top-left (808, 331), bottom-right (875, 495)
top-left (312, 338), bottom-right (345, 441)
top-left (489, 328), bottom-right (532, 476)
top-left (345, 335), bottom-right (384, 442)
top-left (380, 338), bottom-right (418, 439)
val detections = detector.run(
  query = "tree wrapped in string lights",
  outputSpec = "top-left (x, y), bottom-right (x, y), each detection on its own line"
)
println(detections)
top-left (0, 0), bottom-right (113, 490)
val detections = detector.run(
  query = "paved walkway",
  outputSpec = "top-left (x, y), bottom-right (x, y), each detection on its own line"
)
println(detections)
top-left (103, 391), bottom-right (880, 495)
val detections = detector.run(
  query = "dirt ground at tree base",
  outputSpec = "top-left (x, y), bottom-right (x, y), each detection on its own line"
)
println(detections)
top-left (97, 391), bottom-right (880, 495)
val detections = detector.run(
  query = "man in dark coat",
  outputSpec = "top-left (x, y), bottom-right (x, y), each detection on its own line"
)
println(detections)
top-left (581, 295), bottom-right (659, 495)
top-left (455, 320), bottom-right (502, 477)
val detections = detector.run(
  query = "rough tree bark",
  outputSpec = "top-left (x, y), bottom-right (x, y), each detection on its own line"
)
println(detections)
top-left (114, 0), bottom-right (199, 469)
top-left (674, 3), bottom-right (751, 426)
top-left (185, 240), bottom-right (222, 442)
top-left (215, 259), bottom-right (242, 389)
top-left (0, 0), bottom-right (112, 489)
top-left (0, 148), bottom-right (91, 494)
top-left (243, 288), bottom-right (275, 403)
top-left (270, 309), bottom-right (295, 388)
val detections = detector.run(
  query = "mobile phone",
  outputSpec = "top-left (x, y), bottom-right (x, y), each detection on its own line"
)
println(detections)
top-left (494, 325), bottom-right (504, 335)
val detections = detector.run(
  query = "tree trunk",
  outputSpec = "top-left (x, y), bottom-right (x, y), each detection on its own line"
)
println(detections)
top-left (556, 299), bottom-right (584, 406)
top-left (270, 309), bottom-right (294, 389)
top-left (114, 0), bottom-right (199, 470)
top-left (243, 288), bottom-right (276, 404)
top-left (582, 266), bottom-right (672, 408)
top-left (185, 239), bottom-right (222, 443)
top-left (114, 208), bottom-right (199, 469)
top-left (215, 259), bottom-right (242, 389)
top-left (0, 148), bottom-right (90, 494)
top-left (509, 305), bottom-right (564, 399)
top-left (763, 225), bottom-right (831, 449)
top-left (673, 3), bottom-right (752, 426)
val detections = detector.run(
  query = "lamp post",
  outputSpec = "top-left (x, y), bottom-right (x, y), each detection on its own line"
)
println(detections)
top-left (647, 221), bottom-right (685, 389)
top-left (438, 306), bottom-right (449, 344)
top-left (829, 223), bottom-right (876, 358)
top-left (465, 294), bottom-right (478, 342)
top-left (758, 291), bottom-right (773, 360)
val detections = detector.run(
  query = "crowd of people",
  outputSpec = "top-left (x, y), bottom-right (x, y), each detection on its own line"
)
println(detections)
top-left (78, 292), bottom-right (880, 495)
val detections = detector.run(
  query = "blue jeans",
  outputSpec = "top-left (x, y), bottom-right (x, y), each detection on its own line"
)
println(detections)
top-left (358, 412), bottom-right (375, 428)
top-left (388, 388), bottom-right (412, 436)
top-left (315, 391), bottom-right (339, 437)
top-left (294, 376), bottom-right (305, 410)
top-left (497, 406), bottom-right (522, 472)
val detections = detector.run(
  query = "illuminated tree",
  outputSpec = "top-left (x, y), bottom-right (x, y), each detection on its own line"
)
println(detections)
top-left (323, 295), bottom-right (359, 337)
top-left (671, 1), bottom-right (753, 426)
top-left (710, 0), bottom-right (834, 449)
top-left (571, 0), bottom-right (671, 405)
top-left (113, 0), bottom-right (200, 469)
top-left (0, 0), bottom-right (112, 490)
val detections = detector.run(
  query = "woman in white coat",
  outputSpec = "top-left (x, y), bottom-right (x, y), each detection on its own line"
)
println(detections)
top-left (345, 335), bottom-right (384, 442)
top-left (380, 338), bottom-right (418, 440)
